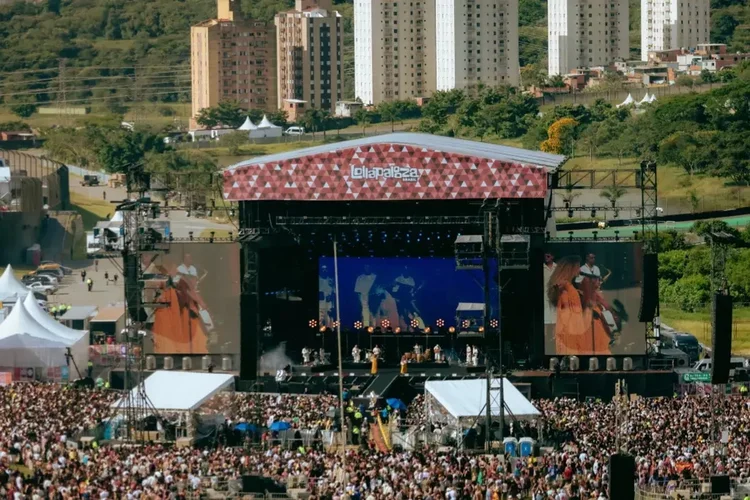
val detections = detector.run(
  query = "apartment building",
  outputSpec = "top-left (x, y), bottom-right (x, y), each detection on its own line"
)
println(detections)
top-left (641, 0), bottom-right (711, 61)
top-left (354, 0), bottom-right (436, 105)
top-left (434, 0), bottom-right (519, 90)
top-left (191, 0), bottom-right (277, 124)
top-left (276, 0), bottom-right (344, 121)
top-left (548, 0), bottom-right (629, 76)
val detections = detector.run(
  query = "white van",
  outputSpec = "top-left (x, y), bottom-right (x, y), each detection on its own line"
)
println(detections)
top-left (284, 126), bottom-right (305, 136)
top-left (693, 357), bottom-right (748, 372)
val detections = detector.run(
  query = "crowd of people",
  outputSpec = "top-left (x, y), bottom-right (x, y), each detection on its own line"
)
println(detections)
top-left (3, 382), bottom-right (750, 499)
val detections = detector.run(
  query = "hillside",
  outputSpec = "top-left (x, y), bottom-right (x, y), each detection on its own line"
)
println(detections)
top-left (1, 0), bottom-right (749, 110)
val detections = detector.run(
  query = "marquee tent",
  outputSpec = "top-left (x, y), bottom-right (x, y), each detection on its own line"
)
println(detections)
top-left (21, 293), bottom-right (88, 366)
top-left (637, 94), bottom-right (651, 106)
top-left (0, 297), bottom-right (79, 368)
top-left (616, 94), bottom-right (635, 108)
top-left (249, 115), bottom-right (282, 138)
top-left (0, 264), bottom-right (30, 301)
top-left (648, 94), bottom-right (657, 103)
top-left (238, 117), bottom-right (258, 131)
top-left (112, 370), bottom-right (235, 412)
top-left (424, 378), bottom-right (540, 427)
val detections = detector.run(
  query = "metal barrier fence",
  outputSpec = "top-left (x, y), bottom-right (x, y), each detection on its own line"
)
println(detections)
top-left (635, 478), bottom-right (750, 500)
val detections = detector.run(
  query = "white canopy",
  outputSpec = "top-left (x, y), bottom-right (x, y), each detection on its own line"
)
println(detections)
top-left (110, 211), bottom-right (124, 222)
top-left (637, 94), bottom-right (651, 106)
top-left (0, 298), bottom-right (78, 369)
top-left (425, 378), bottom-right (540, 421)
top-left (23, 294), bottom-right (87, 343)
top-left (258, 115), bottom-right (281, 129)
top-left (648, 93), bottom-right (657, 103)
top-left (616, 93), bottom-right (635, 108)
top-left (0, 265), bottom-right (30, 301)
top-left (237, 117), bottom-right (258, 131)
top-left (112, 370), bottom-right (235, 412)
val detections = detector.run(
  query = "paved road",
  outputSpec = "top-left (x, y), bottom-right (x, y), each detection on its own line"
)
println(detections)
top-left (50, 257), bottom-right (126, 309)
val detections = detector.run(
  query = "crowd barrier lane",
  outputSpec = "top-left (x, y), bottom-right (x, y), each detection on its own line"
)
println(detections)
top-left (635, 478), bottom-right (750, 500)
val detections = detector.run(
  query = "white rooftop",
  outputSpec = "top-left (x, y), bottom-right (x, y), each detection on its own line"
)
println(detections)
top-left (425, 378), bottom-right (540, 421)
top-left (112, 370), bottom-right (235, 412)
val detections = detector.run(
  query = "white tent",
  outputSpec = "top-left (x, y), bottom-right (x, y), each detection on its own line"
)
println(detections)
top-left (112, 371), bottom-right (235, 412)
top-left (637, 94), bottom-right (651, 106)
top-left (616, 93), bottom-right (635, 108)
top-left (250, 115), bottom-right (282, 138)
top-left (0, 298), bottom-right (72, 369)
top-left (237, 117), bottom-right (258, 131)
top-left (22, 294), bottom-right (88, 367)
top-left (0, 265), bottom-right (30, 301)
top-left (425, 378), bottom-right (540, 426)
top-left (110, 211), bottom-right (124, 223)
top-left (648, 93), bottom-right (657, 103)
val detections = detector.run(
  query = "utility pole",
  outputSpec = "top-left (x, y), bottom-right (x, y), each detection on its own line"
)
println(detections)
top-left (57, 59), bottom-right (68, 126)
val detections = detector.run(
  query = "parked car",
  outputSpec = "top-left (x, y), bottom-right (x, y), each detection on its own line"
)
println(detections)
top-left (38, 263), bottom-right (72, 275)
top-left (80, 174), bottom-right (100, 186)
top-left (284, 126), bottom-right (305, 136)
top-left (22, 274), bottom-right (58, 286)
top-left (27, 281), bottom-right (57, 294)
top-left (34, 268), bottom-right (64, 279)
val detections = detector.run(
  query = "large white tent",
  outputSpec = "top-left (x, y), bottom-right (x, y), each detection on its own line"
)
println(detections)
top-left (237, 116), bottom-right (258, 131)
top-left (21, 293), bottom-right (88, 367)
top-left (112, 371), bottom-right (235, 412)
top-left (0, 264), bottom-right (30, 301)
top-left (0, 298), bottom-right (73, 369)
top-left (249, 115), bottom-right (282, 138)
top-left (616, 93), bottom-right (635, 108)
top-left (425, 378), bottom-right (540, 426)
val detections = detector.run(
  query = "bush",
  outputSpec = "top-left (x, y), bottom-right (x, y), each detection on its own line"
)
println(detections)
top-left (158, 106), bottom-right (176, 117)
top-left (660, 275), bottom-right (711, 312)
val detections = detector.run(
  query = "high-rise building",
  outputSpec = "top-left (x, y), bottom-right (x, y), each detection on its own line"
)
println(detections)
top-left (275, 0), bottom-right (344, 122)
top-left (354, 0), bottom-right (436, 105)
top-left (434, 0), bottom-right (519, 90)
top-left (190, 0), bottom-right (277, 125)
top-left (641, 0), bottom-right (710, 61)
top-left (547, 0), bottom-right (629, 76)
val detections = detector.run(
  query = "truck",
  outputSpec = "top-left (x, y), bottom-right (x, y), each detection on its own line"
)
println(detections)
top-left (80, 174), bottom-right (100, 187)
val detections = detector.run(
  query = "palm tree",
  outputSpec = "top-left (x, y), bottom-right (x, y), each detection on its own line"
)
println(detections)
top-left (600, 184), bottom-right (627, 208)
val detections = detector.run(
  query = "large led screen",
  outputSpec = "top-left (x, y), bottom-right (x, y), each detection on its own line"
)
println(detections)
top-left (141, 243), bottom-right (241, 354)
top-left (319, 257), bottom-right (495, 330)
top-left (543, 242), bottom-right (645, 355)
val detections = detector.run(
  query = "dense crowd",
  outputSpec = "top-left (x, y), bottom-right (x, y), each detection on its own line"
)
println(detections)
top-left (3, 383), bottom-right (750, 499)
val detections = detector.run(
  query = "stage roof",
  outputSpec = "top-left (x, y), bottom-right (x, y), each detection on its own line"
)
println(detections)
top-left (224, 133), bottom-right (566, 203)
top-left (425, 377), bottom-right (541, 421)
top-left (112, 370), bottom-right (235, 412)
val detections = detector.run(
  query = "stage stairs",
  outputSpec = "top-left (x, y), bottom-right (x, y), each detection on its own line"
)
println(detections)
top-left (360, 373), bottom-right (402, 398)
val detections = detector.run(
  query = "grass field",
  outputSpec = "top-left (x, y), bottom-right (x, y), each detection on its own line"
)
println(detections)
top-left (661, 305), bottom-right (750, 354)
top-left (70, 190), bottom-right (113, 230)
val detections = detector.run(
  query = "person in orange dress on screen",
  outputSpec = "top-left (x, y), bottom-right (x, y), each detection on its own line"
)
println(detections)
top-left (547, 256), bottom-right (588, 355)
top-left (151, 254), bottom-right (209, 354)
top-left (579, 273), bottom-right (614, 354)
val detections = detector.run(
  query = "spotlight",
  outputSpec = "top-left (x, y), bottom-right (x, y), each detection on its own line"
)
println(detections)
top-left (354, 321), bottom-right (363, 329)
top-left (410, 318), bottom-right (419, 328)
top-left (394, 327), bottom-right (401, 334)
top-left (489, 319), bottom-right (499, 328)
top-left (309, 319), bottom-right (318, 328)
top-left (319, 325), bottom-right (327, 333)
top-left (424, 327), bottom-right (431, 334)
top-left (436, 318), bottom-right (445, 328)
top-left (332, 320), bottom-right (340, 328)
top-left (462, 320), bottom-right (470, 328)
top-left (381, 319), bottom-right (390, 328)
top-left (448, 326), bottom-right (456, 334)
top-left (367, 326), bottom-right (374, 334)
top-left (478, 326), bottom-right (485, 333)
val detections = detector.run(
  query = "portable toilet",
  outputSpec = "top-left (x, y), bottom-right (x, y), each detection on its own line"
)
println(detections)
top-left (519, 437), bottom-right (535, 457)
top-left (503, 437), bottom-right (518, 456)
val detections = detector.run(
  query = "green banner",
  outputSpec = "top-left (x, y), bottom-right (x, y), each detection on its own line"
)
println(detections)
top-left (683, 372), bottom-right (711, 383)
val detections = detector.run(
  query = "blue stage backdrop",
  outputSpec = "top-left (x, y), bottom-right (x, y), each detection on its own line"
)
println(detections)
top-left (318, 257), bottom-right (496, 330)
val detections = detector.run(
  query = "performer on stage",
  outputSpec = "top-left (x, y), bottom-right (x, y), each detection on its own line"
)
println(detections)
top-left (400, 354), bottom-right (409, 375)
top-left (433, 344), bottom-right (442, 363)
top-left (413, 343), bottom-right (422, 359)
top-left (302, 346), bottom-right (311, 364)
top-left (466, 345), bottom-right (472, 365)
top-left (371, 346), bottom-right (380, 375)
top-left (352, 345), bottom-right (361, 363)
top-left (471, 345), bottom-right (479, 366)
top-left (543, 252), bottom-right (558, 325)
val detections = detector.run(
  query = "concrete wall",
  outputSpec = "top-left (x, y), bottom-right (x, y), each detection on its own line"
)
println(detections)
top-left (0, 211), bottom-right (42, 265)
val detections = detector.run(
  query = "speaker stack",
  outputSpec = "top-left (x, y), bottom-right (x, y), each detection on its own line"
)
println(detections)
top-left (711, 293), bottom-right (733, 385)
top-left (638, 254), bottom-right (658, 323)
top-left (609, 453), bottom-right (635, 500)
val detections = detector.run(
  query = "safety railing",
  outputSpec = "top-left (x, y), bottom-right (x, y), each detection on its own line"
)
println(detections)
top-left (635, 478), bottom-right (750, 500)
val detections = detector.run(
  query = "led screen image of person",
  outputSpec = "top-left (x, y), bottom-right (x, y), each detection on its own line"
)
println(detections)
top-left (547, 255), bottom-right (613, 355)
top-left (149, 253), bottom-right (212, 354)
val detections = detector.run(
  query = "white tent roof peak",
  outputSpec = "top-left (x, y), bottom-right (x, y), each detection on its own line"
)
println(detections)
top-left (0, 296), bottom-right (67, 344)
top-left (648, 93), bottom-right (657, 103)
top-left (258, 115), bottom-right (281, 129)
top-left (638, 94), bottom-right (651, 105)
top-left (22, 293), bottom-right (86, 342)
top-left (110, 211), bottom-right (124, 222)
top-left (238, 116), bottom-right (258, 130)
top-left (616, 94), bottom-right (635, 108)
top-left (425, 377), bottom-right (540, 420)
top-left (0, 265), bottom-right (31, 300)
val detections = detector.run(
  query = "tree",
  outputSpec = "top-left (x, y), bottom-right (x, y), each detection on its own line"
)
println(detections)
top-left (195, 101), bottom-right (244, 128)
top-left (299, 108), bottom-right (324, 139)
top-left (10, 103), bottom-right (37, 119)
top-left (378, 101), bottom-right (398, 132)
top-left (658, 131), bottom-right (716, 177)
top-left (599, 184), bottom-right (627, 208)
top-left (675, 75), bottom-right (696, 88)
top-left (221, 131), bottom-right (249, 155)
top-left (519, 64), bottom-right (547, 89)
top-left (700, 69), bottom-right (719, 84)
top-left (540, 117), bottom-right (578, 155)
top-left (691, 220), bottom-right (742, 241)
top-left (354, 109), bottom-right (371, 136)
top-left (688, 189), bottom-right (701, 213)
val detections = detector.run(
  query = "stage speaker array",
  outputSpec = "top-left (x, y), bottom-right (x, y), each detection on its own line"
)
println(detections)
top-left (711, 293), bottom-right (733, 385)
top-left (609, 453), bottom-right (635, 500)
top-left (710, 475), bottom-right (730, 495)
top-left (638, 254), bottom-right (658, 322)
